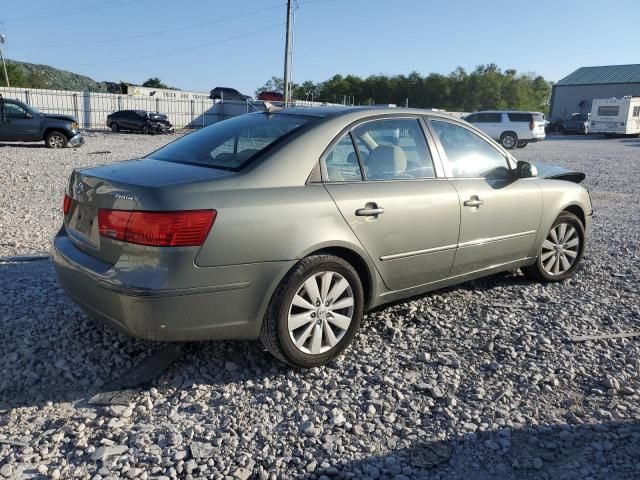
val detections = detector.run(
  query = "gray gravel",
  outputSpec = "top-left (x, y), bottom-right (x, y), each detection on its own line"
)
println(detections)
top-left (1, 132), bottom-right (640, 479)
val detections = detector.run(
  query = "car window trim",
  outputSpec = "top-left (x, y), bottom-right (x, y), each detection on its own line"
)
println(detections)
top-left (423, 115), bottom-right (515, 179)
top-left (319, 114), bottom-right (444, 183)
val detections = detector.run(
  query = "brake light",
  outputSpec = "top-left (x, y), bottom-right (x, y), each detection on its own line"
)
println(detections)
top-left (63, 194), bottom-right (72, 215)
top-left (98, 209), bottom-right (216, 247)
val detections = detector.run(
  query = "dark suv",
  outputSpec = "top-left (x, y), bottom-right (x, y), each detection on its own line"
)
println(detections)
top-left (0, 96), bottom-right (84, 148)
top-left (106, 110), bottom-right (173, 134)
top-left (209, 87), bottom-right (251, 101)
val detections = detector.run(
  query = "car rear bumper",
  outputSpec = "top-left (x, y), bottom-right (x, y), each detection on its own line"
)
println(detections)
top-left (52, 229), bottom-right (294, 341)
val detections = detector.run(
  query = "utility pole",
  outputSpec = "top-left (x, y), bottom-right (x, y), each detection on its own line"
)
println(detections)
top-left (0, 35), bottom-right (9, 88)
top-left (283, 0), bottom-right (293, 106)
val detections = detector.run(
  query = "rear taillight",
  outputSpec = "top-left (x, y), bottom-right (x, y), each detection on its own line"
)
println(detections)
top-left (98, 209), bottom-right (216, 247)
top-left (63, 194), bottom-right (72, 215)
top-left (529, 121), bottom-right (534, 130)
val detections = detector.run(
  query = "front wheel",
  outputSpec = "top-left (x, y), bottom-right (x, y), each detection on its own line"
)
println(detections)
top-left (260, 254), bottom-right (364, 368)
top-left (141, 124), bottom-right (150, 135)
top-left (110, 123), bottom-right (120, 132)
top-left (522, 211), bottom-right (585, 282)
top-left (500, 132), bottom-right (518, 149)
top-left (45, 131), bottom-right (68, 149)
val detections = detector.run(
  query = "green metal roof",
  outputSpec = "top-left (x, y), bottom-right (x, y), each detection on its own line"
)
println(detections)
top-left (556, 64), bottom-right (640, 86)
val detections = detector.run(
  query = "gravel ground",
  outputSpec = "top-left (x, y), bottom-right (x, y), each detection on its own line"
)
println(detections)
top-left (1, 132), bottom-right (639, 479)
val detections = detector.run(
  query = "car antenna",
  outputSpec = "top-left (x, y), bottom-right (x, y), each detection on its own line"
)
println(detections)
top-left (263, 101), bottom-right (283, 114)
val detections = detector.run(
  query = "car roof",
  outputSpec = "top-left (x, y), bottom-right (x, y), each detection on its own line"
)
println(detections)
top-left (472, 110), bottom-right (544, 114)
top-left (276, 105), bottom-right (463, 120)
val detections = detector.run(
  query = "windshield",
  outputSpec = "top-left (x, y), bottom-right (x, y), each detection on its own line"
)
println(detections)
top-left (150, 113), bottom-right (311, 171)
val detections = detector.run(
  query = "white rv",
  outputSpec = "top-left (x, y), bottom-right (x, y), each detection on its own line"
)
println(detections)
top-left (590, 96), bottom-right (640, 136)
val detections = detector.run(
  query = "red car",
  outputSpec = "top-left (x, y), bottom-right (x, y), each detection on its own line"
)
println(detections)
top-left (257, 91), bottom-right (284, 102)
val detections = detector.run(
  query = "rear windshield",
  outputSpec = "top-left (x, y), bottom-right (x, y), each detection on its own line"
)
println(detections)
top-left (569, 114), bottom-right (588, 121)
top-left (597, 106), bottom-right (620, 116)
top-left (150, 113), bottom-right (311, 171)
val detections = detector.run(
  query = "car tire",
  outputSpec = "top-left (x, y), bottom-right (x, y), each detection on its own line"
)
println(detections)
top-left (522, 211), bottom-right (585, 282)
top-left (517, 140), bottom-right (528, 148)
top-left (500, 132), bottom-right (518, 149)
top-left (45, 131), bottom-right (68, 149)
top-left (260, 254), bottom-right (364, 368)
top-left (141, 125), bottom-right (151, 134)
top-left (110, 123), bottom-right (120, 132)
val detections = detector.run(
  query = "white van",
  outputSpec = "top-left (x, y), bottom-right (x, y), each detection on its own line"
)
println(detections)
top-left (590, 96), bottom-right (640, 136)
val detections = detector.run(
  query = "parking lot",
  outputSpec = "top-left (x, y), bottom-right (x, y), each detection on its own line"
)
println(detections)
top-left (1, 133), bottom-right (639, 479)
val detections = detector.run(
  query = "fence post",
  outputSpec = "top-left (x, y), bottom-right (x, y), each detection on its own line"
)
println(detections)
top-left (73, 93), bottom-right (79, 120)
top-left (25, 90), bottom-right (30, 105)
top-left (156, 98), bottom-right (160, 113)
top-left (117, 95), bottom-right (122, 111)
top-left (219, 97), bottom-right (224, 123)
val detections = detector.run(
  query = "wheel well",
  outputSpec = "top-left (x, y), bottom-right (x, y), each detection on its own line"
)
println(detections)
top-left (43, 128), bottom-right (69, 140)
top-left (501, 131), bottom-right (517, 138)
top-left (312, 247), bottom-right (373, 309)
top-left (563, 205), bottom-right (585, 227)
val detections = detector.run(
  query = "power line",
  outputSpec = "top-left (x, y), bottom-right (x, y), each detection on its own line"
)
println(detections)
top-left (11, 3), bottom-right (286, 50)
top-left (59, 23), bottom-right (285, 67)
top-left (2, 0), bottom-right (147, 23)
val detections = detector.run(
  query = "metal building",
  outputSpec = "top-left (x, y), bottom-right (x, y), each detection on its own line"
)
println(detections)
top-left (549, 64), bottom-right (640, 120)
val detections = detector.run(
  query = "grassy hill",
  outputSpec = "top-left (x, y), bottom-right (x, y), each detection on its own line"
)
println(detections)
top-left (5, 59), bottom-right (124, 93)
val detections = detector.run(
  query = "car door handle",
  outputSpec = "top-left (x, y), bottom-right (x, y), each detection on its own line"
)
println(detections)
top-left (463, 196), bottom-right (484, 208)
top-left (355, 205), bottom-right (384, 216)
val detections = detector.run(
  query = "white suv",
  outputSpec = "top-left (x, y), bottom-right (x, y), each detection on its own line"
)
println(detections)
top-left (464, 111), bottom-right (546, 149)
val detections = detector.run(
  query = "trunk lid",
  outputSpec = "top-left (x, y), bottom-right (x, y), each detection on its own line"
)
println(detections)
top-left (65, 158), bottom-right (230, 263)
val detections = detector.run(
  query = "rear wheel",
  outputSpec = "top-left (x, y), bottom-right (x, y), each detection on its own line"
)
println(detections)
top-left (500, 132), bottom-right (518, 149)
top-left (260, 254), bottom-right (364, 368)
top-left (110, 123), bottom-right (120, 132)
top-left (517, 140), bottom-right (528, 148)
top-left (45, 131), bottom-right (68, 149)
top-left (522, 211), bottom-right (585, 282)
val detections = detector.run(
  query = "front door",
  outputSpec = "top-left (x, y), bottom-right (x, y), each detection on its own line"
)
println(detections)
top-left (0, 101), bottom-right (41, 141)
top-left (428, 118), bottom-right (542, 275)
top-left (323, 117), bottom-right (460, 291)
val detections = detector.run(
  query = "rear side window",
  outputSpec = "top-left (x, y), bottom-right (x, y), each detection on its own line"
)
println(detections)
top-left (634, 106), bottom-right (640, 117)
top-left (507, 113), bottom-right (533, 122)
top-left (597, 106), bottom-right (620, 116)
top-left (351, 118), bottom-right (435, 180)
top-left (324, 134), bottom-right (362, 182)
top-left (150, 113), bottom-right (311, 171)
top-left (431, 120), bottom-right (510, 179)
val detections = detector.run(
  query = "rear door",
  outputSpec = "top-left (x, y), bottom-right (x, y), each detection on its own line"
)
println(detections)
top-left (323, 116), bottom-right (460, 291)
top-left (427, 117), bottom-right (542, 275)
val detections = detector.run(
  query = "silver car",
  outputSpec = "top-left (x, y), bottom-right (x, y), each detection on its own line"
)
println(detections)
top-left (53, 107), bottom-right (592, 368)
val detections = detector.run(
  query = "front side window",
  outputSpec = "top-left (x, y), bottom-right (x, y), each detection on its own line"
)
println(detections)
top-left (597, 106), bottom-right (620, 116)
top-left (431, 120), bottom-right (510, 179)
top-left (324, 134), bottom-right (362, 182)
top-left (150, 113), bottom-right (311, 170)
top-left (3, 103), bottom-right (29, 119)
top-left (351, 118), bottom-right (435, 180)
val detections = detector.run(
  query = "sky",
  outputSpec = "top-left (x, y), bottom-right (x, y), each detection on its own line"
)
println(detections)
top-left (1, 0), bottom-right (638, 95)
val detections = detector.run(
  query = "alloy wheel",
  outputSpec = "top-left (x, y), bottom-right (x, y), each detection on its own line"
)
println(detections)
top-left (540, 222), bottom-right (580, 276)
top-left (49, 134), bottom-right (65, 148)
top-left (287, 271), bottom-right (354, 355)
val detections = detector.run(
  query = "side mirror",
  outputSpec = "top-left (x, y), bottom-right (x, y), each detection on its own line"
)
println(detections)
top-left (516, 160), bottom-right (537, 178)
top-left (25, 112), bottom-right (33, 119)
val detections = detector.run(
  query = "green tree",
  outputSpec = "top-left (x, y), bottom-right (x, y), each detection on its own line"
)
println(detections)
top-left (142, 77), bottom-right (170, 89)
